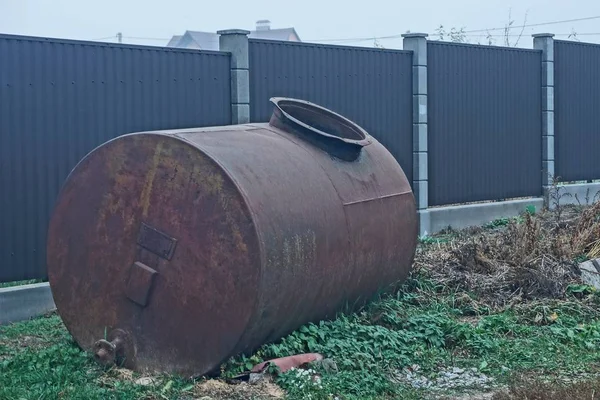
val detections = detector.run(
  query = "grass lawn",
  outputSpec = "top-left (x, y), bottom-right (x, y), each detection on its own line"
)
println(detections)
top-left (2, 203), bottom-right (600, 399)
top-left (0, 279), bottom-right (44, 289)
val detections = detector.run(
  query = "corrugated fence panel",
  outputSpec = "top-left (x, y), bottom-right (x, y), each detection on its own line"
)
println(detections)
top-left (554, 40), bottom-right (600, 182)
top-left (249, 39), bottom-right (413, 179)
top-left (427, 42), bottom-right (542, 206)
top-left (0, 35), bottom-right (231, 282)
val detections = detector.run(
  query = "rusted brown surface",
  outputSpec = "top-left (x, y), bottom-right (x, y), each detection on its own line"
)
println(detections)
top-left (47, 98), bottom-right (418, 378)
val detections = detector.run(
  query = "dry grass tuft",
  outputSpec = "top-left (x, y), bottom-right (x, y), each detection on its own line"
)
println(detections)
top-left (194, 378), bottom-right (285, 399)
top-left (493, 374), bottom-right (600, 400)
top-left (415, 204), bottom-right (600, 310)
top-left (571, 201), bottom-right (600, 258)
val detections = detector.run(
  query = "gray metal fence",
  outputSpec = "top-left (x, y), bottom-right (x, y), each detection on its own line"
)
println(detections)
top-left (0, 34), bottom-right (231, 282)
top-left (554, 40), bottom-right (600, 182)
top-left (3, 31), bottom-right (600, 282)
top-left (249, 39), bottom-right (414, 179)
top-left (427, 42), bottom-right (543, 206)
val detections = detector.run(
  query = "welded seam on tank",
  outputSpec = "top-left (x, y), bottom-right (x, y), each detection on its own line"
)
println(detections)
top-left (171, 132), bottom-right (268, 358)
top-left (342, 190), bottom-right (414, 206)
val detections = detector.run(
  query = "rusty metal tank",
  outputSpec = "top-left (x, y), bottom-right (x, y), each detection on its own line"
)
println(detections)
top-left (47, 97), bottom-right (418, 377)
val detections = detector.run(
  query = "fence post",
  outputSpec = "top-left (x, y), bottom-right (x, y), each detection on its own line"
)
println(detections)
top-left (402, 33), bottom-right (430, 236)
top-left (218, 29), bottom-right (250, 124)
top-left (533, 33), bottom-right (555, 208)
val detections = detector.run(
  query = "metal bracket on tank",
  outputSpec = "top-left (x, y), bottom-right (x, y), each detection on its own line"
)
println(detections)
top-left (125, 261), bottom-right (158, 307)
top-left (137, 222), bottom-right (178, 260)
top-left (268, 97), bottom-right (372, 162)
top-left (126, 223), bottom-right (178, 308)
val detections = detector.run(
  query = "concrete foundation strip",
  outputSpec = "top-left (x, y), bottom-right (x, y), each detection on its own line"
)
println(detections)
top-left (0, 282), bottom-right (56, 326)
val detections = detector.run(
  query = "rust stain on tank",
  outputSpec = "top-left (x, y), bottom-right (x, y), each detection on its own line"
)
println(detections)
top-left (139, 142), bottom-right (163, 218)
top-left (47, 97), bottom-right (418, 378)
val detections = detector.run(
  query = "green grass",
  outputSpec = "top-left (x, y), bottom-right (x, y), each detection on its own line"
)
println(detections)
top-left (0, 279), bottom-right (44, 289)
top-left (0, 315), bottom-right (194, 400)
top-left (3, 222), bottom-right (600, 400)
top-left (3, 275), bottom-right (600, 399)
top-left (3, 276), bottom-right (600, 400)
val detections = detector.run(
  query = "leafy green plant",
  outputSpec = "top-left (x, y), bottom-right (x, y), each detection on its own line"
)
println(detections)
top-left (275, 368), bottom-right (329, 400)
top-left (485, 217), bottom-right (512, 229)
top-left (566, 284), bottom-right (596, 297)
top-left (484, 214), bottom-right (530, 230)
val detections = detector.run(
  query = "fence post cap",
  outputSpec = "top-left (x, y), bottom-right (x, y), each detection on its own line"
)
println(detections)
top-left (401, 33), bottom-right (428, 38)
top-left (532, 33), bottom-right (555, 38)
top-left (217, 29), bottom-right (251, 36)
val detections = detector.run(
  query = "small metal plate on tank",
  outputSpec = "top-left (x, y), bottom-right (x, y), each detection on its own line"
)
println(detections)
top-left (137, 223), bottom-right (177, 260)
top-left (126, 262), bottom-right (158, 307)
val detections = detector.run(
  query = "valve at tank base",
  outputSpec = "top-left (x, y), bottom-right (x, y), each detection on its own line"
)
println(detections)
top-left (92, 329), bottom-right (130, 367)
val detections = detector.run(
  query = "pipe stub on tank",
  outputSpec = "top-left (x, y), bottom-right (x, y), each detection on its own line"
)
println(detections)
top-left (92, 329), bottom-right (134, 368)
top-left (268, 97), bottom-right (372, 161)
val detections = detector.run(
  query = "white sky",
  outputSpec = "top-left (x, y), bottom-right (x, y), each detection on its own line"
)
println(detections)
top-left (1, 0), bottom-right (599, 49)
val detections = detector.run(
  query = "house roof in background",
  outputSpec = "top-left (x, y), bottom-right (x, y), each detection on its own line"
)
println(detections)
top-left (249, 27), bottom-right (300, 41)
top-left (166, 35), bottom-right (182, 47)
top-left (167, 24), bottom-right (300, 50)
top-left (184, 30), bottom-right (220, 50)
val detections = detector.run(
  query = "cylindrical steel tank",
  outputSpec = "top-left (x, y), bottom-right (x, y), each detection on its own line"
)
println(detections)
top-left (47, 98), bottom-right (418, 377)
